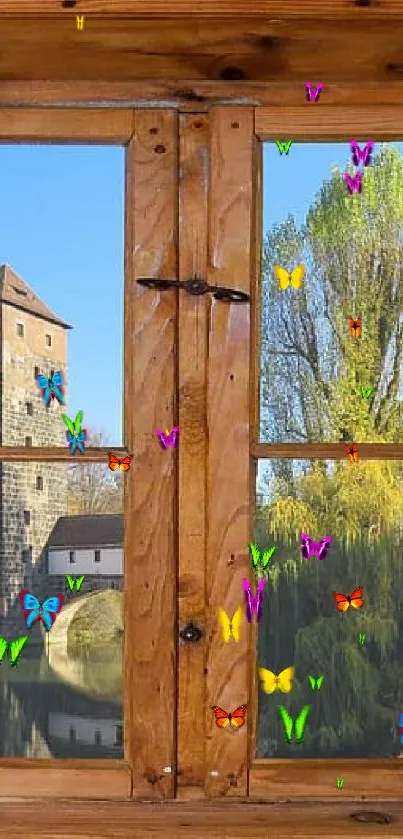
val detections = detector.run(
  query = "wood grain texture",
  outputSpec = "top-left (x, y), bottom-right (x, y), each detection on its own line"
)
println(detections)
top-left (204, 107), bottom-right (254, 798)
top-left (250, 759), bottom-right (403, 801)
top-left (0, 761), bottom-right (129, 799)
top-left (6, 81), bottom-right (403, 109)
top-left (255, 106), bottom-right (403, 140)
top-left (0, 799), bottom-right (400, 838)
top-left (251, 443), bottom-right (403, 461)
top-left (177, 113), bottom-right (209, 799)
top-left (0, 447), bottom-right (128, 461)
top-left (124, 110), bottom-right (178, 800)
top-left (4, 0), bottom-right (403, 17)
top-left (0, 109), bottom-right (133, 143)
top-left (2, 18), bottom-right (403, 84)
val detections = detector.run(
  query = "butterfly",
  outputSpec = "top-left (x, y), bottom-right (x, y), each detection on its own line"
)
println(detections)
top-left (336, 778), bottom-right (345, 790)
top-left (278, 704), bottom-right (311, 744)
top-left (349, 316), bottom-right (362, 337)
top-left (343, 171), bottom-right (362, 194)
top-left (108, 452), bottom-right (133, 472)
top-left (346, 443), bottom-right (359, 463)
top-left (218, 606), bottom-right (243, 643)
top-left (274, 264), bottom-right (305, 290)
top-left (259, 666), bottom-right (294, 694)
top-left (332, 586), bottom-right (364, 612)
top-left (155, 427), bottom-right (179, 449)
top-left (36, 370), bottom-right (65, 407)
top-left (243, 577), bottom-right (265, 624)
top-left (19, 590), bottom-right (64, 631)
top-left (248, 543), bottom-right (276, 574)
top-left (66, 575), bottom-right (85, 593)
top-left (308, 675), bottom-right (324, 691)
top-left (305, 82), bottom-right (323, 102)
top-left (300, 533), bottom-right (332, 561)
top-left (399, 712), bottom-right (403, 744)
top-left (350, 139), bottom-right (374, 167)
top-left (211, 704), bottom-right (247, 730)
top-left (276, 140), bottom-right (293, 155)
top-left (0, 636), bottom-right (28, 667)
top-left (62, 411), bottom-right (87, 455)
top-left (360, 386), bottom-right (374, 399)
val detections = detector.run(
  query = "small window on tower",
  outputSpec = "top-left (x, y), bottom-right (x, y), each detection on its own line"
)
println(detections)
top-left (26, 403), bottom-right (33, 416)
top-left (34, 366), bottom-right (40, 379)
top-left (23, 510), bottom-right (31, 526)
top-left (69, 551), bottom-right (75, 564)
top-left (45, 334), bottom-right (52, 347)
top-left (94, 549), bottom-right (101, 563)
top-left (22, 547), bottom-right (32, 563)
top-left (16, 322), bottom-right (24, 337)
top-left (25, 436), bottom-right (32, 447)
top-left (36, 476), bottom-right (43, 491)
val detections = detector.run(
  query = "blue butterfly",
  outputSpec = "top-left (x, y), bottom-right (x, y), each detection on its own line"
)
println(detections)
top-left (36, 370), bottom-right (65, 407)
top-left (66, 429), bottom-right (87, 455)
top-left (19, 590), bottom-right (64, 631)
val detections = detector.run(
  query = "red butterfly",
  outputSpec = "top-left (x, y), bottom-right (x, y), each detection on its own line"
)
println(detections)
top-left (108, 452), bottom-right (133, 472)
top-left (332, 586), bottom-right (364, 613)
top-left (211, 704), bottom-right (247, 730)
top-left (349, 317), bottom-right (362, 337)
top-left (346, 443), bottom-right (359, 463)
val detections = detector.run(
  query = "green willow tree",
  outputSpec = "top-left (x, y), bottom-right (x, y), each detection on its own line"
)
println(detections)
top-left (256, 145), bottom-right (403, 759)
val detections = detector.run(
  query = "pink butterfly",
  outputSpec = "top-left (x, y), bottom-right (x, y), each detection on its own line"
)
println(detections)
top-left (242, 578), bottom-right (265, 623)
top-left (343, 171), bottom-right (362, 194)
top-left (155, 426), bottom-right (179, 449)
top-left (305, 82), bottom-right (323, 102)
top-left (350, 140), bottom-right (373, 168)
top-left (300, 533), bottom-right (333, 561)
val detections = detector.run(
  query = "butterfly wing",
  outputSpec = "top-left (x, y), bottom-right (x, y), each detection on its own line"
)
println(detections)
top-left (168, 427), bottom-right (179, 448)
top-left (218, 607), bottom-right (232, 643)
top-left (76, 430), bottom-right (87, 454)
top-left (36, 374), bottom-right (52, 407)
top-left (62, 414), bottom-right (75, 434)
top-left (75, 575), bottom-right (85, 592)
top-left (155, 429), bottom-right (168, 449)
top-left (274, 265), bottom-right (291, 290)
top-left (332, 591), bottom-right (350, 612)
top-left (316, 676), bottom-right (324, 689)
top-left (66, 431), bottom-right (77, 454)
top-left (255, 578), bottom-right (265, 623)
top-left (51, 371), bottom-right (65, 405)
top-left (8, 636), bottom-right (28, 666)
top-left (119, 456), bottom-right (132, 472)
top-left (313, 83), bottom-right (323, 101)
top-left (300, 533), bottom-right (313, 559)
top-left (66, 574), bottom-right (74, 592)
top-left (277, 705), bottom-right (294, 743)
top-left (258, 668), bottom-right (278, 694)
top-left (349, 586), bottom-right (364, 609)
top-left (350, 140), bottom-right (361, 167)
top-left (362, 140), bottom-right (374, 166)
top-left (74, 410), bottom-right (84, 435)
top-left (290, 264), bottom-right (305, 289)
top-left (277, 666), bottom-right (295, 693)
top-left (0, 637), bottom-right (8, 663)
top-left (295, 704), bottom-right (311, 743)
top-left (108, 453), bottom-right (120, 471)
top-left (242, 578), bottom-right (253, 623)
top-left (248, 542), bottom-right (260, 570)
top-left (261, 546), bottom-right (276, 570)
top-left (230, 606), bottom-right (243, 642)
top-left (229, 705), bottom-right (247, 729)
top-left (40, 594), bottom-right (64, 631)
top-left (19, 590), bottom-right (41, 628)
top-left (308, 675), bottom-right (315, 690)
top-left (317, 536), bottom-right (332, 561)
top-left (211, 706), bottom-right (230, 729)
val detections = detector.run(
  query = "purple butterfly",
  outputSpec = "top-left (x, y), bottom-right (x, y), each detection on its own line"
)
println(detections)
top-left (343, 171), bottom-right (362, 194)
top-left (350, 139), bottom-right (373, 167)
top-left (305, 82), bottom-right (323, 103)
top-left (300, 533), bottom-right (333, 561)
top-left (242, 578), bottom-right (265, 623)
top-left (155, 426), bottom-right (179, 449)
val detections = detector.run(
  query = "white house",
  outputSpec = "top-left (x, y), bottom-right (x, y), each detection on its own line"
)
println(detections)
top-left (47, 514), bottom-right (123, 587)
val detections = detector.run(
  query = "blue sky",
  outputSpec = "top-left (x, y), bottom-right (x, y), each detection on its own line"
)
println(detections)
top-left (0, 141), bottom-right (395, 450)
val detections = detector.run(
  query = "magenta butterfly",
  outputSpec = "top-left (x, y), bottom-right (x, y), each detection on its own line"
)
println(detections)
top-left (242, 578), bottom-right (265, 623)
top-left (350, 139), bottom-right (373, 167)
top-left (305, 82), bottom-right (323, 102)
top-left (300, 533), bottom-right (333, 561)
top-left (343, 171), bottom-right (362, 194)
top-left (155, 427), bottom-right (179, 449)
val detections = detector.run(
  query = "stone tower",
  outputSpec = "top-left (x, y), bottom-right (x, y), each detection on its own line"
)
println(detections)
top-left (0, 265), bottom-right (72, 635)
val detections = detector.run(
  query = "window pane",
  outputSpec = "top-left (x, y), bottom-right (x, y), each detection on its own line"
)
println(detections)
top-left (255, 458), bottom-right (403, 758)
top-left (0, 462), bottom-right (124, 758)
top-left (0, 145), bottom-right (124, 448)
top-left (260, 142), bottom-right (403, 444)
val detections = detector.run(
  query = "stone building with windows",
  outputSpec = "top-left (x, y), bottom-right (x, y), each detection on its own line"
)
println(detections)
top-left (46, 513), bottom-right (123, 595)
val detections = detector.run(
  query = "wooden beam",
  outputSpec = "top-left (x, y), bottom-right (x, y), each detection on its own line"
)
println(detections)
top-left (255, 105), bottom-right (403, 140)
top-left (0, 447), bottom-right (128, 461)
top-left (251, 443), bottom-right (403, 461)
top-left (0, 109), bottom-right (133, 143)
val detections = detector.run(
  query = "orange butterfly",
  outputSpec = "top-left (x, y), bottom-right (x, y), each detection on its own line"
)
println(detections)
top-left (211, 704), bottom-right (247, 730)
top-left (349, 317), bottom-right (362, 337)
top-left (332, 586), bottom-right (364, 612)
top-left (346, 443), bottom-right (359, 463)
top-left (108, 452), bottom-right (133, 472)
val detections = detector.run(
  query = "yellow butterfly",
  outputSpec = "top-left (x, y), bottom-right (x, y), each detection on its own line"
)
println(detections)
top-left (218, 606), bottom-right (243, 643)
top-left (274, 264), bottom-right (305, 290)
top-left (259, 666), bottom-right (295, 694)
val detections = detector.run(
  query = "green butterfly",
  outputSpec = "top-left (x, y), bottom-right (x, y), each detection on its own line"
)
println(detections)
top-left (358, 632), bottom-right (366, 646)
top-left (308, 675), bottom-right (324, 691)
top-left (336, 777), bottom-right (345, 790)
top-left (0, 635), bottom-right (28, 667)
top-left (277, 704), bottom-right (311, 744)
top-left (275, 140), bottom-right (293, 155)
top-left (62, 410), bottom-right (83, 436)
top-left (66, 575), bottom-right (85, 593)
top-left (61, 410), bottom-right (87, 454)
top-left (248, 543), bottom-right (276, 576)
top-left (360, 386), bottom-right (375, 399)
